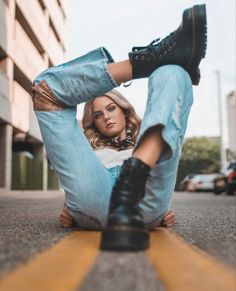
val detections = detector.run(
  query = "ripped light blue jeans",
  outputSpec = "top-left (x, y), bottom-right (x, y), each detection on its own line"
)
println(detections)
top-left (32, 47), bottom-right (193, 230)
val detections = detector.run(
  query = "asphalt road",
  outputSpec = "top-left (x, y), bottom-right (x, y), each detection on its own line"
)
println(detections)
top-left (0, 191), bottom-right (71, 277)
top-left (0, 190), bottom-right (235, 289)
top-left (172, 192), bottom-right (236, 268)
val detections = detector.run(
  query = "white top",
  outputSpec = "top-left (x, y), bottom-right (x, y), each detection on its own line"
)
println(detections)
top-left (95, 148), bottom-right (133, 168)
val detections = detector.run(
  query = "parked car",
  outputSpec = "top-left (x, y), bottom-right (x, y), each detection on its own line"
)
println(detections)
top-left (213, 175), bottom-right (226, 194)
top-left (225, 162), bottom-right (236, 195)
top-left (214, 161), bottom-right (236, 195)
top-left (179, 173), bottom-right (196, 191)
top-left (182, 173), bottom-right (222, 192)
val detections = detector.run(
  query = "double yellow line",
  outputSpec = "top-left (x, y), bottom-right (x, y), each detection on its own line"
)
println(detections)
top-left (0, 230), bottom-right (235, 291)
top-left (0, 232), bottom-right (100, 291)
top-left (147, 229), bottom-right (236, 291)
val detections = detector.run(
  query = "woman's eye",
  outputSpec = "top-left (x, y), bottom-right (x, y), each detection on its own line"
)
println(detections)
top-left (93, 112), bottom-right (102, 119)
top-left (107, 106), bottom-right (116, 112)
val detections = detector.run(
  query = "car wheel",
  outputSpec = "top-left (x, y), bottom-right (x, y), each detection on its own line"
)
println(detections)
top-left (226, 184), bottom-right (235, 195)
top-left (214, 189), bottom-right (222, 195)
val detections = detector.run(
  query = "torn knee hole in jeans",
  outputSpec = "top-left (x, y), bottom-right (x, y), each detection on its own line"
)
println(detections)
top-left (31, 80), bottom-right (67, 111)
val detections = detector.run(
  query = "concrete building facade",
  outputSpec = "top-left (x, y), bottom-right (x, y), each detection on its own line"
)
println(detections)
top-left (0, 0), bottom-right (67, 190)
top-left (227, 90), bottom-right (236, 154)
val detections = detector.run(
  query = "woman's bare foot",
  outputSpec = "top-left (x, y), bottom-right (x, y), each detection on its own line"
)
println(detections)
top-left (161, 209), bottom-right (175, 227)
top-left (60, 203), bottom-right (75, 228)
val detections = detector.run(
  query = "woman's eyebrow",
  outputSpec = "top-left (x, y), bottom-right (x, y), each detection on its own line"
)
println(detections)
top-left (93, 102), bottom-right (115, 113)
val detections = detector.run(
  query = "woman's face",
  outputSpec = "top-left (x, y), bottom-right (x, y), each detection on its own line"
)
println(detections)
top-left (92, 96), bottom-right (127, 139)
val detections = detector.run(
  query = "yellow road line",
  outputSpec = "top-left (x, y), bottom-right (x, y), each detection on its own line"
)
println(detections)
top-left (1, 229), bottom-right (235, 291)
top-left (0, 231), bottom-right (100, 291)
top-left (147, 228), bottom-right (236, 291)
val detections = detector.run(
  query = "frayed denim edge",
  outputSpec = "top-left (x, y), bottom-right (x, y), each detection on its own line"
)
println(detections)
top-left (99, 47), bottom-right (120, 88)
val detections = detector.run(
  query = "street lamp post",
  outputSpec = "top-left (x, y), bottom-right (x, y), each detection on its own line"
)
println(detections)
top-left (215, 70), bottom-right (227, 172)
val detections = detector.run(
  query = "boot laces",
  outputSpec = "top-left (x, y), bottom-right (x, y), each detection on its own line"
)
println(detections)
top-left (110, 164), bottom-right (145, 208)
top-left (132, 32), bottom-right (176, 58)
top-left (113, 166), bottom-right (141, 195)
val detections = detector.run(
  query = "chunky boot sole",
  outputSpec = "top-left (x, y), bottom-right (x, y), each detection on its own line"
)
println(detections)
top-left (100, 226), bottom-right (150, 251)
top-left (187, 4), bottom-right (207, 85)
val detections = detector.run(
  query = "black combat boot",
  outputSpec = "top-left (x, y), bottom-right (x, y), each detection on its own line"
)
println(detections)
top-left (129, 4), bottom-right (207, 85)
top-left (100, 157), bottom-right (151, 251)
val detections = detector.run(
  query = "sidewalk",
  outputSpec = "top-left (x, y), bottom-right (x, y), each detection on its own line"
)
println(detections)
top-left (0, 189), bottom-right (65, 199)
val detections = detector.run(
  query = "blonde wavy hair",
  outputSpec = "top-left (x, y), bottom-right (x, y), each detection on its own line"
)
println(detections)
top-left (82, 89), bottom-right (141, 150)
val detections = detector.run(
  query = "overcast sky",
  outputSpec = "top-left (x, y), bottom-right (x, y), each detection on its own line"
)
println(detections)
top-left (66, 0), bottom-right (236, 145)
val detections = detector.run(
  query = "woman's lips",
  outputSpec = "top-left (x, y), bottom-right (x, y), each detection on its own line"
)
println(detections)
top-left (106, 123), bottom-right (115, 128)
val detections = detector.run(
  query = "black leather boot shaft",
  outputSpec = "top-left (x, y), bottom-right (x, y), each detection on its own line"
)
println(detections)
top-left (109, 157), bottom-right (151, 211)
top-left (129, 4), bottom-right (207, 85)
top-left (100, 157), bottom-right (151, 251)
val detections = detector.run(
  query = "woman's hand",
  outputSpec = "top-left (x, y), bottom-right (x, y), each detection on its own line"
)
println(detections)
top-left (162, 209), bottom-right (175, 227)
top-left (60, 205), bottom-right (175, 228)
top-left (60, 205), bottom-right (74, 228)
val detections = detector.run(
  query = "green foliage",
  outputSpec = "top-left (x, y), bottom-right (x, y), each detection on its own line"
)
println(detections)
top-left (227, 148), bottom-right (236, 160)
top-left (176, 137), bottom-right (221, 190)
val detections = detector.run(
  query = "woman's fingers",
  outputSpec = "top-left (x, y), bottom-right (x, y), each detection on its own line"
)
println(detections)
top-left (61, 223), bottom-right (72, 228)
top-left (163, 214), bottom-right (175, 222)
top-left (162, 219), bottom-right (175, 227)
top-left (60, 218), bottom-right (72, 226)
top-left (60, 218), bottom-right (73, 227)
top-left (163, 218), bottom-right (175, 227)
top-left (60, 216), bottom-right (72, 225)
top-left (162, 209), bottom-right (176, 227)
top-left (163, 210), bottom-right (174, 220)
top-left (60, 212), bottom-right (72, 221)
top-left (60, 208), bottom-right (73, 227)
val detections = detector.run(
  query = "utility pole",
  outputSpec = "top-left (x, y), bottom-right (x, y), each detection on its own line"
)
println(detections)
top-left (215, 70), bottom-right (227, 171)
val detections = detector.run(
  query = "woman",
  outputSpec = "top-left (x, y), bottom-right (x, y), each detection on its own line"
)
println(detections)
top-left (31, 4), bottom-right (207, 251)
top-left (60, 90), bottom-right (175, 228)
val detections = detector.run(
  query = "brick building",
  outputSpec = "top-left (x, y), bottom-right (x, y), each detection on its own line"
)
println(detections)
top-left (0, 0), bottom-right (67, 190)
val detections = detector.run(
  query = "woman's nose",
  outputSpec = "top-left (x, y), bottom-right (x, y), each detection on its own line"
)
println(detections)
top-left (103, 111), bottom-right (110, 120)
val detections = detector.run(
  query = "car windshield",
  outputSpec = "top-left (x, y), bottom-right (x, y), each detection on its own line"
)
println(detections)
top-left (193, 174), bottom-right (218, 182)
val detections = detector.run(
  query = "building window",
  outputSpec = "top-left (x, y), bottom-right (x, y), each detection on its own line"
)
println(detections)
top-left (14, 65), bottom-right (32, 95)
top-left (57, 0), bottom-right (66, 20)
top-left (49, 18), bottom-right (61, 43)
top-left (15, 5), bottom-right (45, 56)
top-left (48, 58), bottom-right (53, 68)
top-left (38, 0), bottom-right (46, 11)
top-left (57, 0), bottom-right (62, 8)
